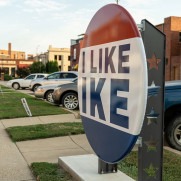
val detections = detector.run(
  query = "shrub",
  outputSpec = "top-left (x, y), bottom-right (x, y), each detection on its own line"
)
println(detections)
top-left (4, 74), bottom-right (12, 81)
top-left (46, 60), bottom-right (59, 73)
top-left (16, 67), bottom-right (30, 78)
top-left (29, 62), bottom-right (46, 73)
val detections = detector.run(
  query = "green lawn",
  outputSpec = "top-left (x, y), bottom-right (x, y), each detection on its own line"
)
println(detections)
top-left (31, 162), bottom-right (72, 181)
top-left (0, 85), bottom-right (11, 89)
top-left (0, 89), bottom-right (15, 92)
top-left (7, 122), bottom-right (84, 142)
top-left (0, 92), bottom-right (69, 119)
top-left (118, 150), bottom-right (181, 181)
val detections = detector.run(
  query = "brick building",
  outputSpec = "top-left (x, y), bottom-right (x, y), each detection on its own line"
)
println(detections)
top-left (0, 43), bottom-right (25, 59)
top-left (70, 35), bottom-right (84, 70)
top-left (0, 43), bottom-right (35, 77)
top-left (156, 16), bottom-right (181, 81)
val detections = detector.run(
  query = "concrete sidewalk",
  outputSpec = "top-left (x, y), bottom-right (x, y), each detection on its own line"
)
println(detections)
top-left (0, 113), bottom-right (83, 180)
top-left (1, 114), bottom-right (81, 128)
top-left (0, 114), bottom-right (93, 166)
top-left (0, 121), bottom-right (35, 181)
top-left (0, 81), bottom-right (8, 86)
top-left (16, 134), bottom-right (94, 165)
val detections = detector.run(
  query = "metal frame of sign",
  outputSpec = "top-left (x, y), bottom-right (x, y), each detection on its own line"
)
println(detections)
top-left (138, 19), bottom-right (165, 181)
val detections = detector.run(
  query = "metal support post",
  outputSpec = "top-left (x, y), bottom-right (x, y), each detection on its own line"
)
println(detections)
top-left (98, 159), bottom-right (117, 174)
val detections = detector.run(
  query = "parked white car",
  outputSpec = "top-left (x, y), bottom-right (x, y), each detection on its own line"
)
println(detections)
top-left (7, 73), bottom-right (48, 90)
top-left (29, 71), bottom-right (78, 92)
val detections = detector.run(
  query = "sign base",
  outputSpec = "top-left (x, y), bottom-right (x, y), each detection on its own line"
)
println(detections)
top-left (58, 154), bottom-right (135, 181)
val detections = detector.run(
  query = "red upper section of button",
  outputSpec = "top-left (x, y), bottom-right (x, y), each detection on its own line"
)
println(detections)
top-left (82, 4), bottom-right (140, 48)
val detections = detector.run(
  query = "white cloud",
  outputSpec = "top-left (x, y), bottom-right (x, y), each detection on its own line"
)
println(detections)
top-left (23, 0), bottom-right (68, 13)
top-left (23, 9), bottom-right (34, 13)
top-left (75, 8), bottom-right (95, 15)
top-left (0, 0), bottom-right (12, 6)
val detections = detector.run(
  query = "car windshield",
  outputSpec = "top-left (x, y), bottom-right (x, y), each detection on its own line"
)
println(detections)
top-left (47, 73), bottom-right (60, 79)
top-left (25, 75), bottom-right (36, 80)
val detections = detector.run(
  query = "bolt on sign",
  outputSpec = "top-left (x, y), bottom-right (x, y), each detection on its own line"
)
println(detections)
top-left (78, 4), bottom-right (148, 163)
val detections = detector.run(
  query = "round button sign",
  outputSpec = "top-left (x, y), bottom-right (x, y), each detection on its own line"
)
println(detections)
top-left (78, 4), bottom-right (148, 163)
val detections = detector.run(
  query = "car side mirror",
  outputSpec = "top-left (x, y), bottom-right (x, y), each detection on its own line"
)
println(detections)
top-left (44, 77), bottom-right (48, 80)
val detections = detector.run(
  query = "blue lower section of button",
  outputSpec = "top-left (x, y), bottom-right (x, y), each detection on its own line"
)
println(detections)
top-left (81, 116), bottom-right (138, 163)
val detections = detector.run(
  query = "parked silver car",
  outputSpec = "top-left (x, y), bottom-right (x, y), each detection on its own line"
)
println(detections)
top-left (7, 73), bottom-right (48, 90)
top-left (30, 71), bottom-right (78, 92)
top-left (34, 81), bottom-right (72, 103)
top-left (53, 78), bottom-right (78, 110)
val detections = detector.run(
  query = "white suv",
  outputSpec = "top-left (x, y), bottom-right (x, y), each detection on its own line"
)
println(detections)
top-left (7, 73), bottom-right (48, 90)
top-left (29, 71), bottom-right (78, 91)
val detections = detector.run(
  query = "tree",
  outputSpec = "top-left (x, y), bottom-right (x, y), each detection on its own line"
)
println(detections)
top-left (16, 67), bottom-right (30, 78)
top-left (46, 60), bottom-right (59, 73)
top-left (29, 61), bottom-right (46, 73)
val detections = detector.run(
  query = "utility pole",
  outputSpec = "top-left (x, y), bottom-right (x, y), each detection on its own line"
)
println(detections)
top-left (116, 0), bottom-right (119, 4)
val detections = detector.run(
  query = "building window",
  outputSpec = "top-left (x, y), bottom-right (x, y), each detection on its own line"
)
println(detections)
top-left (68, 56), bottom-right (71, 61)
top-left (59, 66), bottom-right (61, 71)
top-left (4, 67), bottom-right (9, 75)
top-left (54, 55), bottom-right (57, 60)
top-left (11, 68), bottom-right (15, 77)
top-left (179, 32), bottom-right (181, 43)
top-left (73, 49), bottom-right (76, 60)
top-left (174, 66), bottom-right (179, 80)
top-left (68, 66), bottom-right (71, 71)
top-left (59, 55), bottom-right (62, 60)
top-left (165, 58), bottom-right (168, 66)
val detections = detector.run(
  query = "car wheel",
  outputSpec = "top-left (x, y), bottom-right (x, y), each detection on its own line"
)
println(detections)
top-left (62, 93), bottom-right (79, 110)
top-left (46, 90), bottom-right (54, 103)
top-left (12, 83), bottom-right (20, 90)
top-left (165, 114), bottom-right (181, 151)
top-left (33, 84), bottom-right (40, 92)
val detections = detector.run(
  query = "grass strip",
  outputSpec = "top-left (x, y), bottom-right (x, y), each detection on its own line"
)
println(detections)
top-left (118, 150), bottom-right (181, 181)
top-left (0, 85), bottom-right (15, 92)
top-left (0, 89), bottom-right (15, 92)
top-left (6, 122), bottom-right (84, 142)
top-left (0, 92), bottom-right (69, 119)
top-left (31, 162), bottom-right (72, 181)
top-left (0, 85), bottom-right (11, 89)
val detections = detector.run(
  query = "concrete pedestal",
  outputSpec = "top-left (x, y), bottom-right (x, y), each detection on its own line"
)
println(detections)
top-left (58, 154), bottom-right (135, 181)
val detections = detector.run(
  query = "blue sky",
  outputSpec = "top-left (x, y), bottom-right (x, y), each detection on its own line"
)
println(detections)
top-left (0, 0), bottom-right (180, 56)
